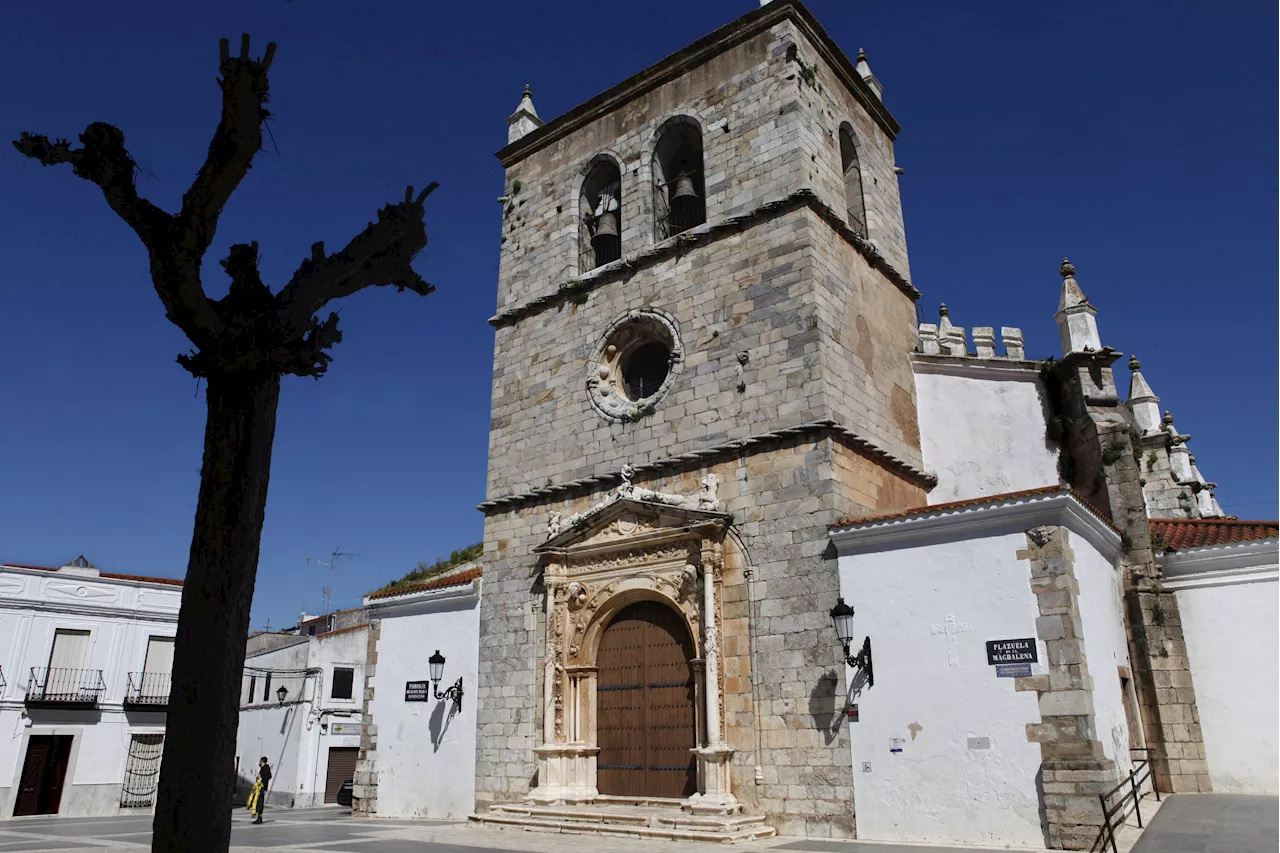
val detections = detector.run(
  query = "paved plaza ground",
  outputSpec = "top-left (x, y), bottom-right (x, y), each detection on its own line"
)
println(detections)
top-left (0, 794), bottom-right (1274, 853)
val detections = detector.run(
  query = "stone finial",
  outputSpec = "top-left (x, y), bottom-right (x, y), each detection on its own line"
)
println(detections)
top-left (1162, 410), bottom-right (1174, 427)
top-left (855, 47), bottom-right (885, 100)
top-left (1126, 354), bottom-right (1161, 434)
top-left (507, 83), bottom-right (545, 145)
top-left (1054, 256), bottom-right (1102, 355)
top-left (937, 305), bottom-right (966, 356)
top-left (1001, 327), bottom-right (1025, 360)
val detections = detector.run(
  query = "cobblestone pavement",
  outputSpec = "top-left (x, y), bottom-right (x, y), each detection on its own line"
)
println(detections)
top-left (1128, 793), bottom-right (1278, 853)
top-left (0, 807), bottom-right (1050, 853)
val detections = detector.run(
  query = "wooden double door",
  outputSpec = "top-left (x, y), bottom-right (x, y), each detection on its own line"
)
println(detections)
top-left (596, 601), bottom-right (697, 798)
top-left (13, 735), bottom-right (73, 816)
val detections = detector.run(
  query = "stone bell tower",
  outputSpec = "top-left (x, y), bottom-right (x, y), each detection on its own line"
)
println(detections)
top-left (474, 0), bottom-right (933, 837)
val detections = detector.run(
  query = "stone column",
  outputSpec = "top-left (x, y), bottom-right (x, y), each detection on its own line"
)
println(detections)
top-left (527, 573), bottom-right (597, 805)
top-left (686, 546), bottom-right (737, 815)
top-left (542, 578), bottom-right (559, 745)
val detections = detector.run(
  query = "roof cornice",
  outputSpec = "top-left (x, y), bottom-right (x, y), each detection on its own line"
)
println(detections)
top-left (1159, 538), bottom-right (1279, 590)
top-left (495, 0), bottom-right (898, 168)
top-left (910, 352), bottom-right (1043, 382)
top-left (828, 489), bottom-right (1122, 559)
top-left (363, 578), bottom-right (481, 617)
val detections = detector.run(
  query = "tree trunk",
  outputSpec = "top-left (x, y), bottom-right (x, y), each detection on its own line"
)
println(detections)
top-left (152, 371), bottom-right (281, 853)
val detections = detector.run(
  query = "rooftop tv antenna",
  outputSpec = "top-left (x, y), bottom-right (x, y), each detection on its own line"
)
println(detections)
top-left (318, 547), bottom-right (358, 614)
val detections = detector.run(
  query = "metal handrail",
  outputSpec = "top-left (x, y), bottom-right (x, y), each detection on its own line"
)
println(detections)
top-left (1095, 749), bottom-right (1161, 853)
top-left (27, 666), bottom-right (107, 704)
top-left (125, 671), bottom-right (171, 706)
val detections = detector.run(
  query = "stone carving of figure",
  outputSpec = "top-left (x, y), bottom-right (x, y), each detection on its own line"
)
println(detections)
top-left (547, 510), bottom-right (562, 537)
top-left (566, 581), bottom-right (588, 610)
top-left (618, 464), bottom-right (636, 497)
top-left (679, 564), bottom-right (699, 600)
top-left (698, 473), bottom-right (720, 510)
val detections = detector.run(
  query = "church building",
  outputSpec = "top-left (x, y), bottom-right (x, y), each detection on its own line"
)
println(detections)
top-left (348, 1), bottom-right (1277, 847)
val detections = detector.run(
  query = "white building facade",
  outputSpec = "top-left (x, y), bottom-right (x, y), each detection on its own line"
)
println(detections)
top-left (235, 614), bottom-right (369, 809)
top-left (351, 567), bottom-right (481, 820)
top-left (0, 557), bottom-right (179, 819)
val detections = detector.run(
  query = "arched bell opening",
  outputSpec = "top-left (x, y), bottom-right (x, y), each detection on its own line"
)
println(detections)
top-left (838, 122), bottom-right (867, 238)
top-left (652, 116), bottom-right (706, 240)
top-left (579, 156), bottom-right (623, 272)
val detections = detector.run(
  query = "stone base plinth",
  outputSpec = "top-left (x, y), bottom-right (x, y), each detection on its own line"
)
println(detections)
top-left (685, 743), bottom-right (739, 814)
top-left (525, 743), bottom-right (599, 805)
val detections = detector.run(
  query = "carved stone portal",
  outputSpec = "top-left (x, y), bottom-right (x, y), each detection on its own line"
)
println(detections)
top-left (527, 491), bottom-right (737, 813)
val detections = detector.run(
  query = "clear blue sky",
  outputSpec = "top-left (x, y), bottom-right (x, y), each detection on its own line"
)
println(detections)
top-left (1, 1), bottom-right (1274, 631)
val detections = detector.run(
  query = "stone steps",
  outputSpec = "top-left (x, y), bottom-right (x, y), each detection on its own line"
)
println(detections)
top-left (469, 802), bottom-right (776, 844)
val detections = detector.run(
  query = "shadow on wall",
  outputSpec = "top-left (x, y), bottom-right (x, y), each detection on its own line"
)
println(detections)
top-left (430, 699), bottom-right (459, 752)
top-left (809, 669), bottom-right (844, 746)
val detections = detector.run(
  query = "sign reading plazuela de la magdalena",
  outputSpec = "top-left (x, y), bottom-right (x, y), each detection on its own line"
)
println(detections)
top-left (986, 638), bottom-right (1037, 665)
top-left (405, 681), bottom-right (430, 702)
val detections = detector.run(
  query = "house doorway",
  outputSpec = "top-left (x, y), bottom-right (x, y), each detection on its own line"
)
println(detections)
top-left (13, 735), bottom-right (73, 816)
top-left (324, 747), bottom-right (359, 804)
top-left (595, 600), bottom-right (697, 798)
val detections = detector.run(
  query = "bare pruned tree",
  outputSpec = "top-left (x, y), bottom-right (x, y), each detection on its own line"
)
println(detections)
top-left (14, 35), bottom-right (436, 853)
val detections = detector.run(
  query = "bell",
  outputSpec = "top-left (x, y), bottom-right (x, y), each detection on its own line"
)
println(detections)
top-left (668, 174), bottom-right (703, 232)
top-left (591, 211), bottom-right (620, 265)
top-left (671, 174), bottom-right (699, 203)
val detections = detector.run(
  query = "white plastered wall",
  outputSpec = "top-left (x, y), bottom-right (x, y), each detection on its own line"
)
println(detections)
top-left (836, 530), bottom-right (1048, 848)
top-left (1165, 544), bottom-right (1279, 793)
top-left (1070, 533), bottom-right (1134, 776)
top-left (915, 361), bottom-right (1059, 504)
top-left (367, 587), bottom-right (480, 819)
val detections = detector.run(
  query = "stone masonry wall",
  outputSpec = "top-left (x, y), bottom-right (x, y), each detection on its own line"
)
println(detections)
top-left (1016, 526), bottom-right (1119, 851)
top-left (787, 33), bottom-right (910, 279)
top-left (810, 210), bottom-right (922, 461)
top-left (485, 202), bottom-right (922, 501)
top-left (352, 619), bottom-right (381, 815)
top-left (476, 437), bottom-right (925, 837)
top-left (1049, 353), bottom-right (1210, 794)
top-left (494, 19), bottom-right (907, 315)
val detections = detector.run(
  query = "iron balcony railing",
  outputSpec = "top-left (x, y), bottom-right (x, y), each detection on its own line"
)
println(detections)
top-left (27, 667), bottom-right (107, 706)
top-left (124, 672), bottom-right (171, 707)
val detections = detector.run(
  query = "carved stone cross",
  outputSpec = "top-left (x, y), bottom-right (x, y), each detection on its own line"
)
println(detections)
top-left (929, 614), bottom-right (971, 668)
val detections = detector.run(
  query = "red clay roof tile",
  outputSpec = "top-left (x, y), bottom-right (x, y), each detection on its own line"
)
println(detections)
top-left (1149, 518), bottom-right (1279, 551)
top-left (2, 563), bottom-right (183, 587)
top-left (366, 566), bottom-right (483, 600)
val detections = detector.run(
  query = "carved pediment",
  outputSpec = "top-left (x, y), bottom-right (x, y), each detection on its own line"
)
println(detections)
top-left (536, 497), bottom-right (728, 555)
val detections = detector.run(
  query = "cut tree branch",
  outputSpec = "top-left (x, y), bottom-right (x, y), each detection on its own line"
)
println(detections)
top-left (177, 34), bottom-right (276, 256)
top-left (14, 125), bottom-right (170, 248)
top-left (277, 183), bottom-right (438, 327)
top-left (13, 125), bottom-right (225, 344)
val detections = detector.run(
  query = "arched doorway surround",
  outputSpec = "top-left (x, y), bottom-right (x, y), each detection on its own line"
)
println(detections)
top-left (526, 481), bottom-right (738, 814)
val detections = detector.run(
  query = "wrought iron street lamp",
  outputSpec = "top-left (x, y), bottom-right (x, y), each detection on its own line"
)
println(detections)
top-left (276, 685), bottom-right (289, 704)
top-left (428, 650), bottom-right (464, 709)
top-left (829, 598), bottom-right (874, 688)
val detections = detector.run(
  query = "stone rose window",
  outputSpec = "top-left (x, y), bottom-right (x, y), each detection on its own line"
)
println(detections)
top-left (588, 309), bottom-right (683, 422)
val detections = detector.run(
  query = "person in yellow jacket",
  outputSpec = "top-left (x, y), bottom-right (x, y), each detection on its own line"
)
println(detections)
top-left (245, 757), bottom-right (271, 824)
